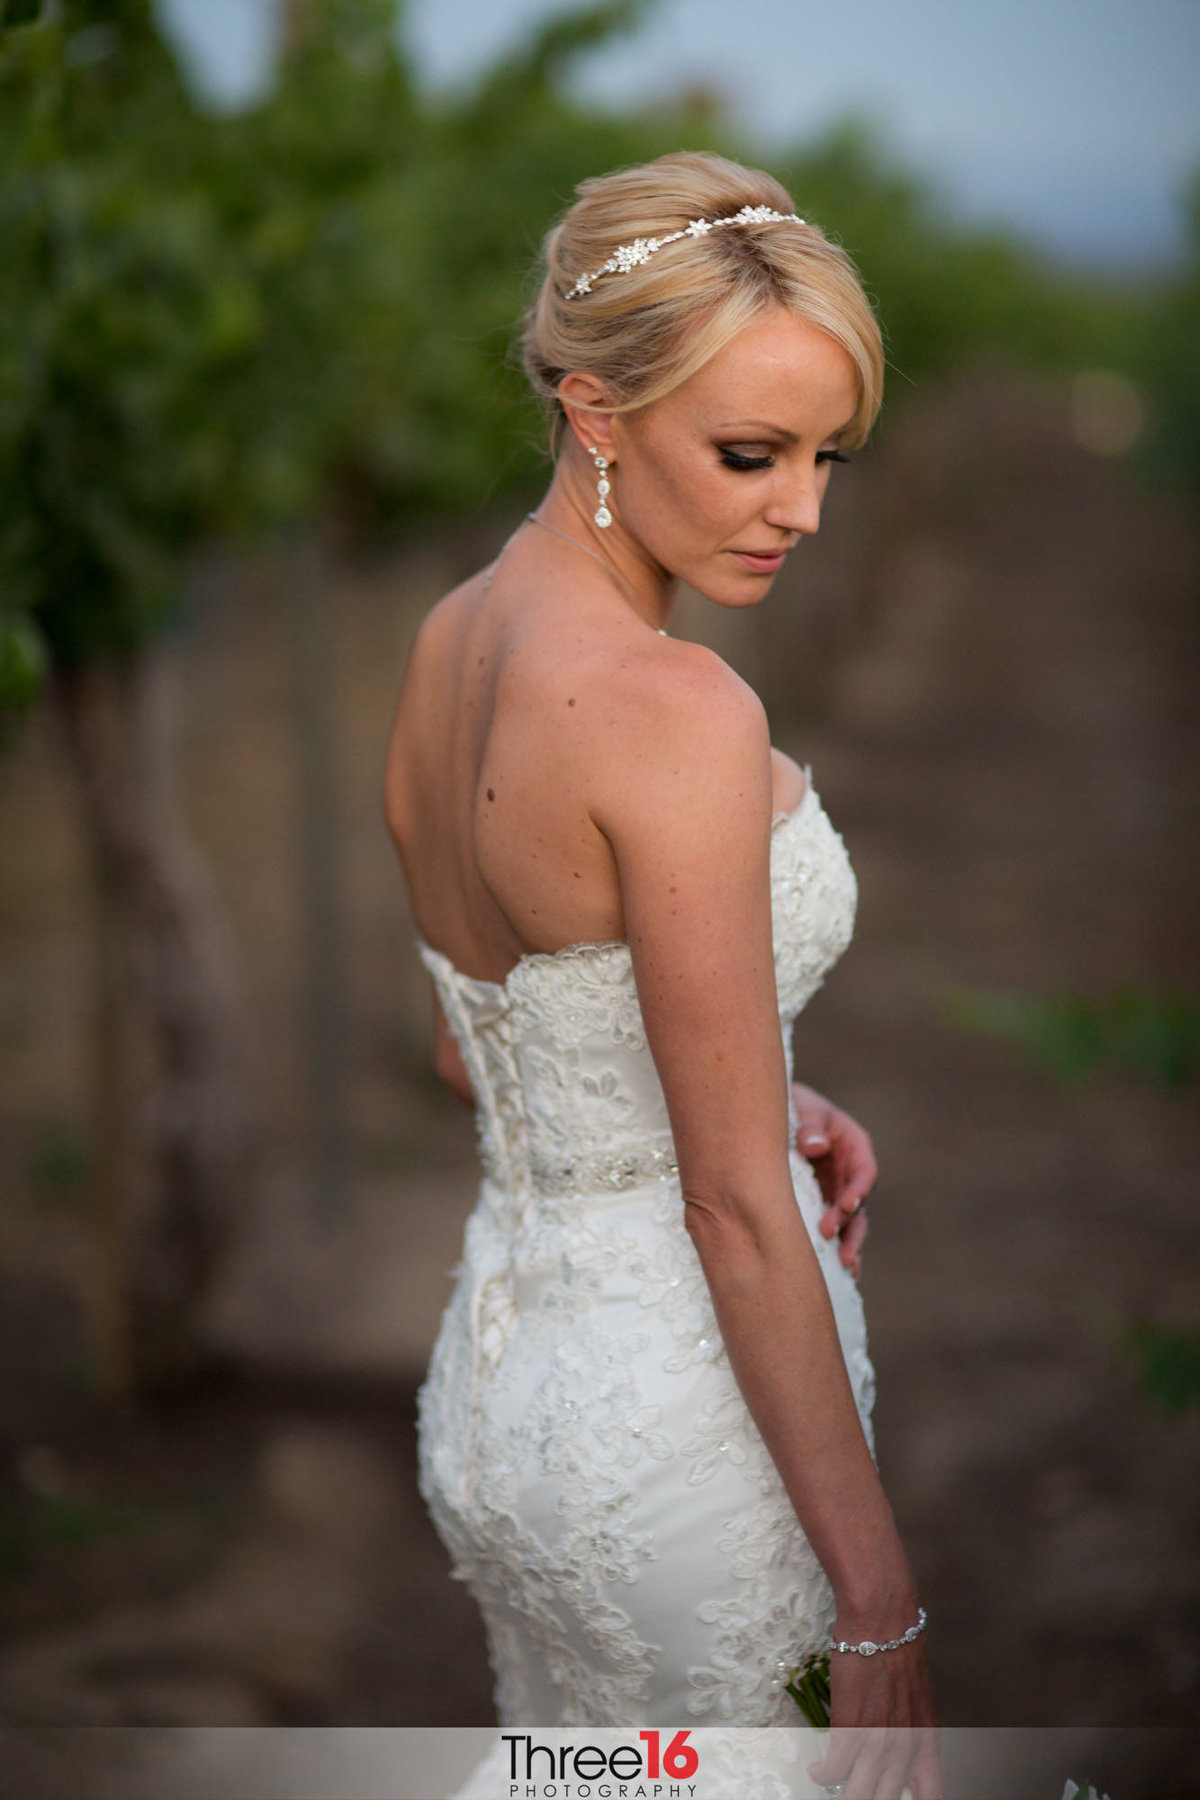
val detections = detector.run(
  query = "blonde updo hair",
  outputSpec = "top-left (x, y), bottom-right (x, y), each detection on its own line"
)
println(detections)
top-left (522, 151), bottom-right (884, 455)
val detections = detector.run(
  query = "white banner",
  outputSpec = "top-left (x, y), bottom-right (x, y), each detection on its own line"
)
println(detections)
top-left (0, 1724), bottom-right (1194, 1799)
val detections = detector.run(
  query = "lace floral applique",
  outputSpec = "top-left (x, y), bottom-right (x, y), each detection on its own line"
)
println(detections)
top-left (681, 1386), bottom-right (752, 1487)
top-left (688, 1502), bottom-right (835, 1721)
top-left (507, 943), bottom-right (647, 1051)
top-left (627, 1213), bottom-right (724, 1374)
top-left (422, 1319), bottom-right (668, 1723)
top-left (417, 779), bottom-right (872, 1731)
top-left (521, 1041), bottom-right (657, 1195)
top-left (771, 803), bottom-right (857, 1018)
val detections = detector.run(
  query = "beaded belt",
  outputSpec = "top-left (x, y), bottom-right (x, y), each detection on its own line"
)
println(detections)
top-left (527, 1142), bottom-right (679, 1197)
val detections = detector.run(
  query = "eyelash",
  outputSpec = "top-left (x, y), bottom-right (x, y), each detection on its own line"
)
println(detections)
top-left (719, 448), bottom-right (851, 471)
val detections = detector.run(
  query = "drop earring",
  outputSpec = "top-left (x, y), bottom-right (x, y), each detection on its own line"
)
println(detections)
top-left (588, 446), bottom-right (613, 528)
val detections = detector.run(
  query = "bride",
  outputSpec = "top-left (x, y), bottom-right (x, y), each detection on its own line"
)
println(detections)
top-left (384, 151), bottom-right (941, 1798)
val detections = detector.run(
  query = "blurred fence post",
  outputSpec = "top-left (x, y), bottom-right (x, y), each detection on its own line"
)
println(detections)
top-left (52, 645), bottom-right (260, 1398)
top-left (287, 524), bottom-right (351, 1221)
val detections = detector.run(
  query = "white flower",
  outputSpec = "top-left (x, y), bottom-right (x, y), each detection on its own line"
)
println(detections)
top-left (612, 236), bottom-right (659, 273)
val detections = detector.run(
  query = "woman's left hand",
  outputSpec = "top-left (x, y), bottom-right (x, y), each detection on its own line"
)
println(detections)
top-left (791, 1081), bottom-right (876, 1279)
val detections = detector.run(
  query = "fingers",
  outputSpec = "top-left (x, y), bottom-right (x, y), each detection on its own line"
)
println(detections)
top-left (807, 1641), bottom-right (941, 1797)
top-left (807, 1723), bottom-right (864, 1794)
top-left (796, 1098), bottom-right (876, 1207)
top-left (808, 1726), bottom-right (941, 1800)
top-left (909, 1729), bottom-right (945, 1800)
top-left (840, 1136), bottom-right (878, 1208)
top-left (792, 1088), bottom-right (876, 1275)
top-left (820, 1195), bottom-right (870, 1284)
top-left (839, 1207), bottom-right (870, 1276)
top-left (806, 1735), bottom-right (893, 1800)
top-left (819, 1186), bottom-right (869, 1238)
top-left (794, 1099), bottom-right (833, 1161)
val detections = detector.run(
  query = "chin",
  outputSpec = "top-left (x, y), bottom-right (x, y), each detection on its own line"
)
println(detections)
top-left (692, 569), bottom-right (779, 610)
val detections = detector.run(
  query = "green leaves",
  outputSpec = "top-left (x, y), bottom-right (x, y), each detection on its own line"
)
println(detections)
top-left (2, 0), bottom-right (1179, 730)
top-left (940, 984), bottom-right (1200, 1091)
top-left (786, 1648), bottom-right (832, 1728)
top-left (1, 6), bottom-right (266, 671)
top-left (0, 613), bottom-right (45, 745)
top-left (1122, 1322), bottom-right (1200, 1415)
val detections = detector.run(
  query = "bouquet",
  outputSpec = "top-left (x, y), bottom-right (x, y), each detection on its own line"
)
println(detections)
top-left (785, 1648), bottom-right (831, 1728)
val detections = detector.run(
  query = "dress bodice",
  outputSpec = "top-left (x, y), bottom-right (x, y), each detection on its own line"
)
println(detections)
top-left (414, 770), bottom-right (857, 1204)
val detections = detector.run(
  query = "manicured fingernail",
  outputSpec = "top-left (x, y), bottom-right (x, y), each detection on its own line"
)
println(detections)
top-left (802, 1133), bottom-right (828, 1148)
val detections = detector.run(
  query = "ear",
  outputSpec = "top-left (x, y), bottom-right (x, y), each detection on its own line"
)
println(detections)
top-left (557, 371), bottom-right (619, 462)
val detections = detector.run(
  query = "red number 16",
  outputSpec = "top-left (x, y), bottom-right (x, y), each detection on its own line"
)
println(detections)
top-left (639, 1729), bottom-right (699, 1779)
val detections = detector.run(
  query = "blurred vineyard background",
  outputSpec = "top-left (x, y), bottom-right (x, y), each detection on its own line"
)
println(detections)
top-left (1, 0), bottom-right (1198, 1789)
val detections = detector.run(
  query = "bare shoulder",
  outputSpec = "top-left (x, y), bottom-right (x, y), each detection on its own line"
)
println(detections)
top-left (401, 570), bottom-right (483, 670)
top-left (603, 633), bottom-right (763, 724)
top-left (573, 635), bottom-right (771, 840)
top-left (384, 573), bottom-right (484, 808)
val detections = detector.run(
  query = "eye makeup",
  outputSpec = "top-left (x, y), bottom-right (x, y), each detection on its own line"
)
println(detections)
top-left (719, 448), bottom-right (773, 471)
top-left (718, 446), bottom-right (851, 471)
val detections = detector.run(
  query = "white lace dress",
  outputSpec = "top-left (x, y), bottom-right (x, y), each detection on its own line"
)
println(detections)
top-left (414, 769), bottom-right (877, 1745)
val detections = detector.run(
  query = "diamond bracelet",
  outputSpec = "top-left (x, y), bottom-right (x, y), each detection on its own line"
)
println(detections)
top-left (828, 1606), bottom-right (927, 1657)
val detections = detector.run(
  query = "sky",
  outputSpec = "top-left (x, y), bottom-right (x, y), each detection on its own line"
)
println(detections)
top-left (156, 0), bottom-right (1200, 271)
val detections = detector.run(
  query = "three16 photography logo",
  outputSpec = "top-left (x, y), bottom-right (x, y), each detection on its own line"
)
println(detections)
top-left (502, 1729), bottom-right (700, 1798)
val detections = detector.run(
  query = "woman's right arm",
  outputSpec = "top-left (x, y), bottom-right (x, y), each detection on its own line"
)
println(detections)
top-left (591, 644), bottom-right (937, 1766)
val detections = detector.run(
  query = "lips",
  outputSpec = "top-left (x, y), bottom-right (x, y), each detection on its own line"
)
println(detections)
top-left (730, 549), bottom-right (788, 574)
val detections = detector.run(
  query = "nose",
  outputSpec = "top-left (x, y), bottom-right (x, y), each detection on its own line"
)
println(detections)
top-left (765, 465), bottom-right (824, 538)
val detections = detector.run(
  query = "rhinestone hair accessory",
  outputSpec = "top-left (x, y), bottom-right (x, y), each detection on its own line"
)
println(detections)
top-left (566, 203), bottom-right (806, 300)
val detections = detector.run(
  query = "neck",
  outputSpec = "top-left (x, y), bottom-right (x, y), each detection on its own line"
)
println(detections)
top-left (538, 457), bottom-right (676, 632)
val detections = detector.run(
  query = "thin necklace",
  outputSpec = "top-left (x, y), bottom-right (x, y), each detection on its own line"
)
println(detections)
top-left (525, 512), bottom-right (668, 636)
top-left (481, 518), bottom-right (530, 594)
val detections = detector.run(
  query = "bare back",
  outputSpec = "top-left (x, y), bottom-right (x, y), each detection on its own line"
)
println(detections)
top-left (383, 522), bottom-right (808, 986)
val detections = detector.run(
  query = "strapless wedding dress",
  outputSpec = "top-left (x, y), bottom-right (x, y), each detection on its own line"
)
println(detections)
top-left (414, 769), bottom-right (877, 1749)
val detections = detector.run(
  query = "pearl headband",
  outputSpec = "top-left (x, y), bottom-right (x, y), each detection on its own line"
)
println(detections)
top-left (565, 204), bottom-right (806, 299)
